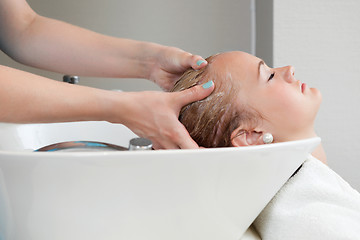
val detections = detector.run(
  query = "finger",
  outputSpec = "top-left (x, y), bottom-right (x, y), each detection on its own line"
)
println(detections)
top-left (151, 141), bottom-right (163, 150)
top-left (178, 135), bottom-right (199, 149)
top-left (175, 80), bottom-right (215, 107)
top-left (191, 55), bottom-right (208, 70)
top-left (152, 138), bottom-right (181, 150)
top-left (160, 142), bottom-right (181, 150)
top-left (171, 124), bottom-right (199, 149)
top-left (178, 51), bottom-right (207, 70)
top-left (152, 122), bottom-right (199, 149)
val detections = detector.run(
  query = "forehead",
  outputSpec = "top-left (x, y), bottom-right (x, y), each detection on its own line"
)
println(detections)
top-left (210, 51), bottom-right (261, 86)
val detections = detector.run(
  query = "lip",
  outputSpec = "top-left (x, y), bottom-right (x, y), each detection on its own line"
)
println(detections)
top-left (301, 83), bottom-right (306, 93)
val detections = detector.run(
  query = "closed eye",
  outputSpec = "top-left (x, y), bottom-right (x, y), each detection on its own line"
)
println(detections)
top-left (268, 72), bottom-right (275, 81)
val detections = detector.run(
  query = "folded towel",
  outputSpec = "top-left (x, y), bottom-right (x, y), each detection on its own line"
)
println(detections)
top-left (253, 155), bottom-right (360, 240)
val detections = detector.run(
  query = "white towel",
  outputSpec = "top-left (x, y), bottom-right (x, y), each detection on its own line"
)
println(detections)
top-left (253, 156), bottom-right (360, 240)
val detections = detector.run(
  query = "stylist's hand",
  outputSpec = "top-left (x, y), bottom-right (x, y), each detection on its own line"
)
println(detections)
top-left (117, 81), bottom-right (214, 149)
top-left (148, 46), bottom-right (208, 91)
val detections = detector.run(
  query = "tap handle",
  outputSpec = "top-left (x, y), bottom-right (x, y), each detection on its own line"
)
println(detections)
top-left (129, 138), bottom-right (153, 151)
top-left (63, 75), bottom-right (79, 84)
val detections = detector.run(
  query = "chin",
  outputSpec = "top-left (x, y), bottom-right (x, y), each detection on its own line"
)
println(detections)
top-left (311, 88), bottom-right (322, 100)
top-left (310, 88), bottom-right (322, 110)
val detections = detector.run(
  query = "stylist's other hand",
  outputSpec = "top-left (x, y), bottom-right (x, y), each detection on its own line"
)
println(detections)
top-left (117, 81), bottom-right (214, 149)
top-left (149, 46), bottom-right (208, 91)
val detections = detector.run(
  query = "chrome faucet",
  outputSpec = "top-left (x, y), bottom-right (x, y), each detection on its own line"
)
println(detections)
top-left (63, 75), bottom-right (79, 84)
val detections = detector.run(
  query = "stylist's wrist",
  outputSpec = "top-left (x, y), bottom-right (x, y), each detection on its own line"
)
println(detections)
top-left (136, 41), bottom-right (165, 80)
top-left (103, 91), bottom-right (134, 125)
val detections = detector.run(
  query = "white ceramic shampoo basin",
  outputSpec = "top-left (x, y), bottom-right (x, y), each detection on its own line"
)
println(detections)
top-left (0, 122), bottom-right (320, 240)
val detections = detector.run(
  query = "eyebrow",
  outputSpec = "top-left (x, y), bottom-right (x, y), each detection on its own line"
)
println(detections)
top-left (258, 60), bottom-right (265, 77)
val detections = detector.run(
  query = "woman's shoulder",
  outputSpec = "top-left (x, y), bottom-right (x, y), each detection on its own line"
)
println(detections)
top-left (303, 155), bottom-right (360, 197)
top-left (253, 155), bottom-right (360, 239)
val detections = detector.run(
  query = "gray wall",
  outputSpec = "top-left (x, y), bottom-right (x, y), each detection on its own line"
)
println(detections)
top-left (0, 0), bottom-right (254, 91)
top-left (255, 0), bottom-right (273, 67)
top-left (260, 0), bottom-right (360, 191)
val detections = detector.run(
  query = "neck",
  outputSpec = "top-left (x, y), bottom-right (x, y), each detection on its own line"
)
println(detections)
top-left (307, 129), bottom-right (327, 164)
top-left (312, 143), bottom-right (327, 164)
top-left (287, 128), bottom-right (327, 164)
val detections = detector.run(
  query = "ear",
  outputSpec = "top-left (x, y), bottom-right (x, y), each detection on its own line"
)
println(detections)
top-left (231, 127), bottom-right (265, 147)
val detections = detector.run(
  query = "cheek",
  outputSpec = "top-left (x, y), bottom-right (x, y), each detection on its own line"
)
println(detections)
top-left (255, 87), bottom-right (308, 127)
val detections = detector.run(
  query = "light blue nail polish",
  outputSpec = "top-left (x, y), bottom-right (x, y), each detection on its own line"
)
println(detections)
top-left (196, 60), bottom-right (206, 66)
top-left (202, 80), bottom-right (214, 89)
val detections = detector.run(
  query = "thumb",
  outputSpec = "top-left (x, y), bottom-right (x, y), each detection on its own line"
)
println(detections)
top-left (178, 52), bottom-right (208, 70)
top-left (176, 80), bottom-right (214, 107)
top-left (190, 55), bottom-right (208, 70)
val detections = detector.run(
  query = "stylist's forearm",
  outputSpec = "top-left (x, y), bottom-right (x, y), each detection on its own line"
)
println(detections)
top-left (1, 8), bottom-right (160, 79)
top-left (0, 65), bottom-right (117, 123)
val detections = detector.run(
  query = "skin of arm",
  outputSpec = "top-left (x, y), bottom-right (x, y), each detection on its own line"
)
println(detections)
top-left (0, 65), bottom-right (214, 149)
top-left (0, 0), bottom-right (206, 89)
top-left (0, 0), bottom-right (214, 149)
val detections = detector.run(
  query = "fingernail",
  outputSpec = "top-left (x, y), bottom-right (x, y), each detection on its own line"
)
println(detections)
top-left (202, 80), bottom-right (214, 89)
top-left (196, 59), bottom-right (206, 66)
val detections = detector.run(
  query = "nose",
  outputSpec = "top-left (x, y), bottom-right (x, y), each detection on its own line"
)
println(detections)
top-left (282, 65), bottom-right (295, 83)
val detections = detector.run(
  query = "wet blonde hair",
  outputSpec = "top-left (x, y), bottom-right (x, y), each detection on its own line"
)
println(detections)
top-left (172, 54), bottom-right (261, 148)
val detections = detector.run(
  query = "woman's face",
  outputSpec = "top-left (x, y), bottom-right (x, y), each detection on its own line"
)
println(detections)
top-left (212, 51), bottom-right (322, 142)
